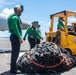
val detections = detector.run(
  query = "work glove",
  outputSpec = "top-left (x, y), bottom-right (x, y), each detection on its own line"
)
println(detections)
top-left (60, 26), bottom-right (65, 31)
top-left (41, 38), bottom-right (43, 40)
top-left (23, 37), bottom-right (26, 41)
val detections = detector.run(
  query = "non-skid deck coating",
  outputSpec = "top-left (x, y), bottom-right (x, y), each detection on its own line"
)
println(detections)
top-left (0, 38), bottom-right (76, 75)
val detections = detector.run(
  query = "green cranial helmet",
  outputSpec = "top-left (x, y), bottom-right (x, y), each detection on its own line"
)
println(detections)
top-left (31, 21), bottom-right (39, 27)
top-left (32, 21), bottom-right (39, 25)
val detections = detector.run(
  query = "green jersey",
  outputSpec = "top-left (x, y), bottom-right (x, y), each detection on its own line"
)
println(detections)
top-left (8, 13), bottom-right (22, 39)
top-left (36, 29), bottom-right (42, 40)
top-left (57, 22), bottom-right (64, 29)
top-left (24, 26), bottom-right (36, 39)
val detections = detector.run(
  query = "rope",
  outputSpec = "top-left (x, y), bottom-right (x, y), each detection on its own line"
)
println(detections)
top-left (32, 53), bottom-right (65, 69)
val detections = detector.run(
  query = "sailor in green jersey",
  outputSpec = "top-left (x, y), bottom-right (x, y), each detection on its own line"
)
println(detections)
top-left (8, 5), bottom-right (24, 74)
top-left (57, 17), bottom-right (65, 31)
top-left (23, 21), bottom-right (38, 49)
top-left (36, 25), bottom-right (43, 44)
top-left (55, 17), bottom-right (65, 44)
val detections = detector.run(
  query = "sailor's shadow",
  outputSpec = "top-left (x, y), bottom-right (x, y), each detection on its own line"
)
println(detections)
top-left (0, 70), bottom-right (62, 75)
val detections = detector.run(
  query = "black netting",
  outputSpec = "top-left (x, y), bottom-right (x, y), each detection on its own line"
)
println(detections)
top-left (17, 42), bottom-right (75, 73)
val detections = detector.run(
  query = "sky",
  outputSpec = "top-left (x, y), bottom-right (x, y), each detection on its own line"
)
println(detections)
top-left (0, 0), bottom-right (76, 37)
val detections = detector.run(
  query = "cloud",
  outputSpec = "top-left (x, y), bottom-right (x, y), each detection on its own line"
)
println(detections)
top-left (0, 8), bottom-right (14, 19)
top-left (68, 17), bottom-right (76, 22)
top-left (67, 16), bottom-right (76, 25)
top-left (0, 0), bottom-right (15, 4)
top-left (0, 0), bottom-right (15, 7)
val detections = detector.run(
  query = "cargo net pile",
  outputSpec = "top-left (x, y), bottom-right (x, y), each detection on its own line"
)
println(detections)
top-left (17, 42), bottom-right (76, 74)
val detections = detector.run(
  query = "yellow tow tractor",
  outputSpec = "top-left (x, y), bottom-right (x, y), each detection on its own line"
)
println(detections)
top-left (46, 10), bottom-right (76, 55)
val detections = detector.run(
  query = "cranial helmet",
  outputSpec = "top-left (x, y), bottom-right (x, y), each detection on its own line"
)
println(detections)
top-left (14, 5), bottom-right (24, 12)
